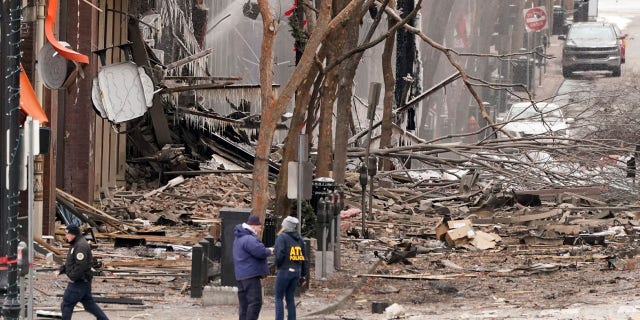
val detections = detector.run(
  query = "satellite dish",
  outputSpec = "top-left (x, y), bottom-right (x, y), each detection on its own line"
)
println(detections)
top-left (37, 42), bottom-right (75, 89)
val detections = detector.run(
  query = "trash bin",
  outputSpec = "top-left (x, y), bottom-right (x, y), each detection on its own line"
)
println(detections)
top-left (219, 207), bottom-right (251, 287)
top-left (552, 6), bottom-right (565, 35)
top-left (311, 177), bottom-right (336, 250)
top-left (573, 0), bottom-right (588, 23)
top-left (553, 13), bottom-right (564, 35)
top-left (511, 56), bottom-right (534, 91)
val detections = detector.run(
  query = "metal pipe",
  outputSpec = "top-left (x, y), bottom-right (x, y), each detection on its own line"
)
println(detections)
top-left (296, 135), bottom-right (307, 235)
top-left (328, 195), bottom-right (335, 252)
top-left (27, 119), bottom-right (35, 320)
top-left (319, 198), bottom-right (327, 280)
top-left (359, 166), bottom-right (367, 238)
top-left (368, 174), bottom-right (374, 222)
top-left (334, 189), bottom-right (342, 270)
top-left (2, 1), bottom-right (24, 318)
top-left (34, 0), bottom-right (46, 245)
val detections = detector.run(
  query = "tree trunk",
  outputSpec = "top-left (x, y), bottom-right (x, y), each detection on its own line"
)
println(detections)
top-left (316, 32), bottom-right (344, 178)
top-left (332, 17), bottom-right (360, 184)
top-left (252, 0), bottom-right (364, 216)
top-left (253, 0), bottom-right (279, 220)
top-left (380, 0), bottom-right (397, 171)
top-left (273, 65), bottom-right (320, 219)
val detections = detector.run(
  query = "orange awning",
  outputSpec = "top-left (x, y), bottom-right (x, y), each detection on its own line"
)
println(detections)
top-left (20, 66), bottom-right (49, 124)
top-left (44, 0), bottom-right (89, 64)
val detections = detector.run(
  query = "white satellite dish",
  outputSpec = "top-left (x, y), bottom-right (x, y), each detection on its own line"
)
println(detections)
top-left (37, 42), bottom-right (75, 89)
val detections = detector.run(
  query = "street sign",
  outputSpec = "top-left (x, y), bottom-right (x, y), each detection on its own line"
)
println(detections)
top-left (287, 161), bottom-right (313, 199)
top-left (523, 6), bottom-right (548, 32)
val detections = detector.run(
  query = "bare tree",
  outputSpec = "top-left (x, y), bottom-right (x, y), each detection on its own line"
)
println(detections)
top-left (260, 0), bottom-right (640, 221)
top-left (253, 0), bottom-right (366, 218)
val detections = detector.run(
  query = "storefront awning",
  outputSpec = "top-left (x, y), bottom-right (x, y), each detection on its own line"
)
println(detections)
top-left (44, 0), bottom-right (89, 64)
top-left (20, 66), bottom-right (48, 124)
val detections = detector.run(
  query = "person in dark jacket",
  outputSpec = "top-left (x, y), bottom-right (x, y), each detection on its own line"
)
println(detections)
top-left (274, 216), bottom-right (308, 320)
top-left (233, 215), bottom-right (273, 320)
top-left (56, 224), bottom-right (108, 320)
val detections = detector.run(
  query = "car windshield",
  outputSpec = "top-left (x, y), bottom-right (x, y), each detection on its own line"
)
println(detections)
top-left (568, 25), bottom-right (615, 40)
top-left (611, 24), bottom-right (624, 38)
top-left (507, 104), bottom-right (563, 122)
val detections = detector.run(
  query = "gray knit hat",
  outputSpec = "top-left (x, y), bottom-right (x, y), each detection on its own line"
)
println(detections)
top-left (281, 216), bottom-right (299, 232)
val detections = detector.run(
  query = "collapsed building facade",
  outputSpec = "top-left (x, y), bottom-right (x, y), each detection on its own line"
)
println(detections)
top-left (16, 0), bottom-right (561, 232)
top-left (4, 0), bottom-right (640, 317)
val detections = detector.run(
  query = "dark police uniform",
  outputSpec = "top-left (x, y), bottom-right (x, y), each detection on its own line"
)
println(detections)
top-left (274, 230), bottom-right (308, 320)
top-left (59, 231), bottom-right (109, 320)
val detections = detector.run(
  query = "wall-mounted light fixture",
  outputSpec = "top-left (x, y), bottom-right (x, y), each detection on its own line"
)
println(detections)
top-left (243, 0), bottom-right (260, 20)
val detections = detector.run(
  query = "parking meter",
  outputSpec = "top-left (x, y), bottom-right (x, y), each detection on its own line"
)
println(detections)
top-left (318, 198), bottom-right (328, 232)
top-left (327, 194), bottom-right (335, 250)
top-left (359, 165), bottom-right (368, 238)
top-left (359, 165), bottom-right (368, 189)
top-left (335, 188), bottom-right (344, 212)
top-left (367, 156), bottom-right (377, 177)
top-left (17, 241), bottom-right (28, 276)
top-left (333, 188), bottom-right (343, 270)
top-left (318, 198), bottom-right (328, 279)
top-left (327, 195), bottom-right (335, 221)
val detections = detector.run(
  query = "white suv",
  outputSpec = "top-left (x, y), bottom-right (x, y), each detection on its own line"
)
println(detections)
top-left (560, 22), bottom-right (622, 77)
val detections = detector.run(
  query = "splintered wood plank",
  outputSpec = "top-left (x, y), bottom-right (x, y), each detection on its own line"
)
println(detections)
top-left (103, 258), bottom-right (191, 268)
top-left (104, 233), bottom-right (201, 245)
top-left (34, 237), bottom-right (63, 256)
top-left (57, 188), bottom-right (134, 231)
top-left (510, 209), bottom-right (563, 224)
top-left (357, 273), bottom-right (476, 280)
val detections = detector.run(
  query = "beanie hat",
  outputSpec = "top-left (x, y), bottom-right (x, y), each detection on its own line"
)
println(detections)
top-left (247, 215), bottom-right (262, 226)
top-left (65, 224), bottom-right (81, 236)
top-left (281, 216), bottom-right (299, 232)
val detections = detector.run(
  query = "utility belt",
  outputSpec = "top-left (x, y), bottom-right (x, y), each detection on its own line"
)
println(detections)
top-left (280, 262), bottom-right (301, 272)
top-left (69, 278), bottom-right (89, 284)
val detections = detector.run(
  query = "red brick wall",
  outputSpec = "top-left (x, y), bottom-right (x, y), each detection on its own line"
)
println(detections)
top-left (59, 0), bottom-right (97, 203)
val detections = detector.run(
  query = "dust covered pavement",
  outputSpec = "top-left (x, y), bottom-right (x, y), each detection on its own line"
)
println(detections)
top-left (29, 220), bottom-right (640, 319)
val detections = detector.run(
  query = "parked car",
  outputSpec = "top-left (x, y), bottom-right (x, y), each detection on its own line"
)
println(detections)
top-left (560, 22), bottom-right (622, 77)
top-left (610, 23), bottom-right (627, 63)
top-left (498, 102), bottom-right (574, 139)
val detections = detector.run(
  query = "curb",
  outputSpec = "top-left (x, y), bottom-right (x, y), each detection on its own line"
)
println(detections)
top-left (300, 259), bottom-right (383, 318)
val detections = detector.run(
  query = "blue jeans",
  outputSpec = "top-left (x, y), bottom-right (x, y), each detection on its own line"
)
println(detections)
top-left (237, 277), bottom-right (263, 320)
top-left (61, 281), bottom-right (109, 320)
top-left (275, 268), bottom-right (300, 320)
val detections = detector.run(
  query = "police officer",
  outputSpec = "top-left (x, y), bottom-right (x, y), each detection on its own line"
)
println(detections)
top-left (56, 224), bottom-right (109, 320)
top-left (274, 216), bottom-right (308, 320)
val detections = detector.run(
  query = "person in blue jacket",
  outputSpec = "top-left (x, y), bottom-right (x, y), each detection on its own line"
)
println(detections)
top-left (233, 215), bottom-right (273, 320)
top-left (274, 216), bottom-right (308, 320)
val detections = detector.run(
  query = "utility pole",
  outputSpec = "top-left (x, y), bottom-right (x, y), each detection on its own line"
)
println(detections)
top-left (2, 0), bottom-right (24, 318)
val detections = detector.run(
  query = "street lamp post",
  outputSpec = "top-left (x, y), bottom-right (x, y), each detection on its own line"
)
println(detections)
top-left (2, 1), bottom-right (25, 319)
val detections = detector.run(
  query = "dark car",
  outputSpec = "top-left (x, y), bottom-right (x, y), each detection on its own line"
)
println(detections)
top-left (560, 22), bottom-right (622, 77)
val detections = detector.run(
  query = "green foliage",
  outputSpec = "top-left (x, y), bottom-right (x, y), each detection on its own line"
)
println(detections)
top-left (292, 200), bottom-right (316, 238)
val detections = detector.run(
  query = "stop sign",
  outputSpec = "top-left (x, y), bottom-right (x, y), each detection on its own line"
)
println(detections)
top-left (523, 6), bottom-right (548, 32)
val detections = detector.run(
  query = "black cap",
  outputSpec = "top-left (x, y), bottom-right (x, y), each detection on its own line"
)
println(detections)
top-left (65, 224), bottom-right (81, 236)
top-left (247, 215), bottom-right (262, 226)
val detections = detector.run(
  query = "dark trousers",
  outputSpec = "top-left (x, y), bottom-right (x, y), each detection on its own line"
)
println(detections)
top-left (274, 268), bottom-right (300, 320)
top-left (237, 277), bottom-right (263, 320)
top-left (61, 281), bottom-right (109, 320)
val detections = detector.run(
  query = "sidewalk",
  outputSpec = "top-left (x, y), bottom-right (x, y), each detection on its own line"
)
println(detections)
top-left (37, 250), bottom-right (381, 320)
top-left (533, 34), bottom-right (565, 101)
